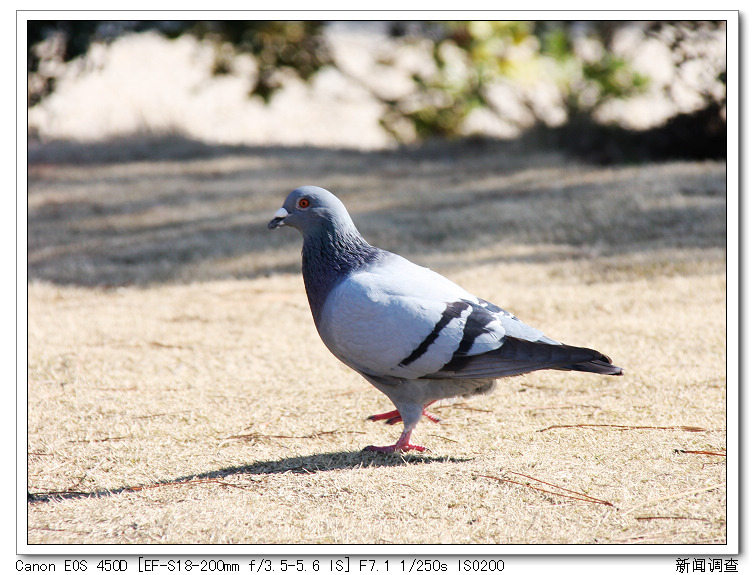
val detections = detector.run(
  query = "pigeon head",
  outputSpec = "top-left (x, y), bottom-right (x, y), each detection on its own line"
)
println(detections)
top-left (268, 186), bottom-right (357, 237)
top-left (268, 186), bottom-right (382, 324)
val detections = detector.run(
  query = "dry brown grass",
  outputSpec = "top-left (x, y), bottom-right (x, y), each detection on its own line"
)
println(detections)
top-left (27, 137), bottom-right (726, 545)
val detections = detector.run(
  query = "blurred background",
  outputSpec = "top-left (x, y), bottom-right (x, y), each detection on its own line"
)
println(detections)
top-left (26, 19), bottom-right (728, 288)
top-left (28, 20), bottom-right (726, 162)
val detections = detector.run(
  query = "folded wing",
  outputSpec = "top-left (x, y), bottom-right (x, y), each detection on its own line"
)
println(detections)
top-left (316, 253), bottom-right (622, 381)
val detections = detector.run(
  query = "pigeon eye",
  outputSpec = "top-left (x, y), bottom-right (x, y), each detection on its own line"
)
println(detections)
top-left (297, 198), bottom-right (310, 209)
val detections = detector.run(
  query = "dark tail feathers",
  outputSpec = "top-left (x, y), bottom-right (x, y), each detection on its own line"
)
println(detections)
top-left (550, 342), bottom-right (624, 376)
top-left (506, 337), bottom-right (624, 376)
top-left (433, 336), bottom-right (624, 379)
top-left (562, 357), bottom-right (624, 376)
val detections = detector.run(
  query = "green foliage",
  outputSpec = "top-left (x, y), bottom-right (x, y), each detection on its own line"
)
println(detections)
top-left (536, 22), bottom-right (648, 118)
top-left (382, 21), bottom-right (536, 140)
top-left (186, 21), bottom-right (332, 101)
top-left (378, 21), bottom-right (651, 141)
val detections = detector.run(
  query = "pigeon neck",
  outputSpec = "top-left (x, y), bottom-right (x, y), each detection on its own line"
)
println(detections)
top-left (301, 225), bottom-right (381, 325)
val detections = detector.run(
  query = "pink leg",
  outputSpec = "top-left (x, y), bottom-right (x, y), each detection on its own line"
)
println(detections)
top-left (363, 428), bottom-right (427, 453)
top-left (367, 402), bottom-right (440, 425)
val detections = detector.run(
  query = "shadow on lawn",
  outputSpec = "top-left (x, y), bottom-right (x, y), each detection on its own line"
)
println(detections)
top-left (27, 451), bottom-right (472, 504)
top-left (27, 134), bottom-right (725, 287)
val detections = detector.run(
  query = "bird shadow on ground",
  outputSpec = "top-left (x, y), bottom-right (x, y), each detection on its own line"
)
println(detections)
top-left (27, 450), bottom-right (472, 504)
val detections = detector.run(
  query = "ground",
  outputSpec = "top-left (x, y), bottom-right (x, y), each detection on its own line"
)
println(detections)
top-left (27, 136), bottom-right (726, 545)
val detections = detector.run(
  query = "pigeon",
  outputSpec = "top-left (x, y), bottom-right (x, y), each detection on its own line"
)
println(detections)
top-left (268, 186), bottom-right (623, 452)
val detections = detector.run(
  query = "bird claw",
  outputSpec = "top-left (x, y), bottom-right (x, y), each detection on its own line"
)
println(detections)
top-left (366, 410), bottom-right (402, 425)
top-left (366, 408), bottom-right (441, 425)
top-left (422, 410), bottom-right (441, 424)
top-left (363, 427), bottom-right (429, 453)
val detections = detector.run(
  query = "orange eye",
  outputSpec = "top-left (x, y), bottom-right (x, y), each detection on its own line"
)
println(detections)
top-left (297, 198), bottom-right (310, 209)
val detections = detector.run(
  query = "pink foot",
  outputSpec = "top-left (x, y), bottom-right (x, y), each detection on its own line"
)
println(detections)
top-left (367, 406), bottom-right (440, 425)
top-left (362, 428), bottom-right (428, 453)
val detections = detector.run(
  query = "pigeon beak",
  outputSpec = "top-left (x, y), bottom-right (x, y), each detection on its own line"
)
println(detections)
top-left (268, 207), bottom-right (290, 229)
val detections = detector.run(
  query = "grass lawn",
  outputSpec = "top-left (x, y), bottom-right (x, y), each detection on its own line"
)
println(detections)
top-left (27, 138), bottom-right (727, 545)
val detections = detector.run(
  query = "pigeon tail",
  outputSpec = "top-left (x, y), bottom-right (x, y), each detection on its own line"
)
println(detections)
top-left (498, 336), bottom-right (624, 377)
top-left (435, 336), bottom-right (624, 379)
top-left (560, 359), bottom-right (624, 376)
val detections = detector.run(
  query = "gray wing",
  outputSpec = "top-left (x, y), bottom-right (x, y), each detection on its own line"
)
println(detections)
top-left (426, 298), bottom-right (623, 379)
top-left (316, 254), bottom-right (622, 381)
